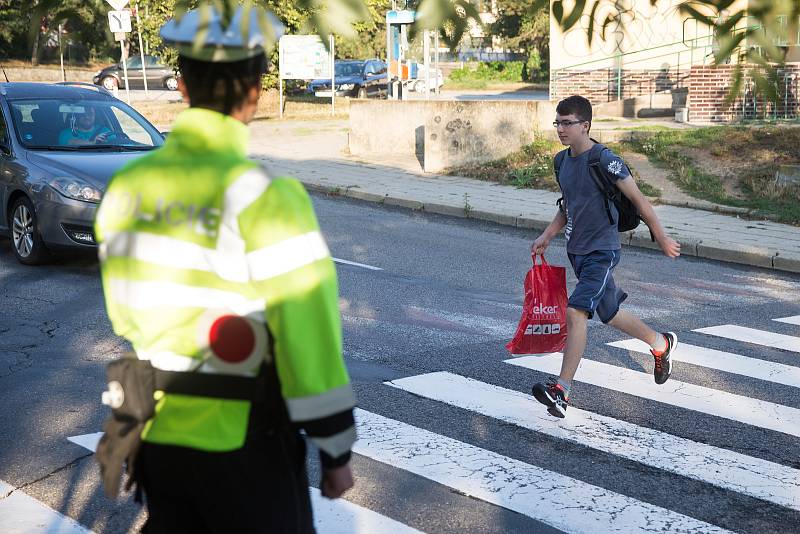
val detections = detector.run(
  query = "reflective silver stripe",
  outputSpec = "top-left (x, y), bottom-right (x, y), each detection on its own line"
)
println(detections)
top-left (285, 383), bottom-right (356, 421)
top-left (108, 278), bottom-right (265, 316)
top-left (101, 168), bottom-right (271, 283)
top-left (311, 425), bottom-right (357, 459)
top-left (136, 349), bottom-right (260, 377)
top-left (215, 168), bottom-right (271, 282)
top-left (247, 231), bottom-right (330, 282)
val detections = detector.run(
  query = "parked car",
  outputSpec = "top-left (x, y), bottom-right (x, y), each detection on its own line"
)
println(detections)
top-left (0, 82), bottom-right (165, 265)
top-left (93, 55), bottom-right (178, 91)
top-left (307, 59), bottom-right (388, 98)
top-left (409, 67), bottom-right (445, 93)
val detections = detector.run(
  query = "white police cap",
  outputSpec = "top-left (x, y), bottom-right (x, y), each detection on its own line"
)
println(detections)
top-left (160, 4), bottom-right (284, 62)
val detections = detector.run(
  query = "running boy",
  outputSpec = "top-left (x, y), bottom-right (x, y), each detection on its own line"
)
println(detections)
top-left (530, 95), bottom-right (681, 418)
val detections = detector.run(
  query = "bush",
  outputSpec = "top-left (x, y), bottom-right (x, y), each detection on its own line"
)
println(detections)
top-left (448, 61), bottom-right (525, 84)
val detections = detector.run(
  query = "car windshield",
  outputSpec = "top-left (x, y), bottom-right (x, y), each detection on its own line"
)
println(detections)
top-left (335, 63), bottom-right (364, 77)
top-left (8, 98), bottom-right (163, 151)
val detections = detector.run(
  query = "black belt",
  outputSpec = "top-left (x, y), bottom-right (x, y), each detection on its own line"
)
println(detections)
top-left (154, 369), bottom-right (265, 401)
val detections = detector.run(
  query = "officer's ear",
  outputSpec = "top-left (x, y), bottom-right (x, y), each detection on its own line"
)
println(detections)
top-left (177, 77), bottom-right (190, 105)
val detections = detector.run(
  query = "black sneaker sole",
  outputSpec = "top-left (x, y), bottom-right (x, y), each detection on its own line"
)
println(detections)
top-left (654, 332), bottom-right (677, 385)
top-left (532, 384), bottom-right (567, 418)
top-left (532, 384), bottom-right (555, 408)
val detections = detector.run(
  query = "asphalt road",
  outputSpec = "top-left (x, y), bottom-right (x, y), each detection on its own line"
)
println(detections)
top-left (0, 194), bottom-right (799, 533)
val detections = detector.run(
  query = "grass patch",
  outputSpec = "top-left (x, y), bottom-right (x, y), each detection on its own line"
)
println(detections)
top-left (449, 137), bottom-right (662, 198)
top-left (623, 126), bottom-right (800, 225)
top-left (448, 136), bottom-right (563, 191)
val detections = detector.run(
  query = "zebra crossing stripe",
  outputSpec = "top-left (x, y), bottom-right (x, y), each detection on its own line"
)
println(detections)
top-left (504, 354), bottom-right (800, 438)
top-left (386, 372), bottom-right (800, 512)
top-left (0, 480), bottom-right (92, 534)
top-left (309, 488), bottom-right (425, 534)
top-left (353, 409), bottom-right (733, 533)
top-left (607, 339), bottom-right (800, 389)
top-left (65, 433), bottom-right (421, 533)
top-left (693, 325), bottom-right (800, 352)
top-left (774, 316), bottom-right (800, 326)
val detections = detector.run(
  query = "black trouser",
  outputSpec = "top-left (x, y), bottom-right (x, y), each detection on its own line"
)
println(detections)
top-left (139, 420), bottom-right (314, 533)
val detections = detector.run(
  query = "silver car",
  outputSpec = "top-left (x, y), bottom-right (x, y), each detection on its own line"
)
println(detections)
top-left (0, 82), bottom-right (164, 264)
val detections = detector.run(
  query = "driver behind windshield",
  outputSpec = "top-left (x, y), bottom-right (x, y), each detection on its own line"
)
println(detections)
top-left (58, 106), bottom-right (112, 145)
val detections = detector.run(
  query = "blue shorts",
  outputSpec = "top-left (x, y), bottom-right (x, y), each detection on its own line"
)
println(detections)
top-left (567, 250), bottom-right (628, 323)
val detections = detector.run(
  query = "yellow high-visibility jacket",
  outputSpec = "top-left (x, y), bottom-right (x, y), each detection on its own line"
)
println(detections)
top-left (94, 108), bottom-right (356, 462)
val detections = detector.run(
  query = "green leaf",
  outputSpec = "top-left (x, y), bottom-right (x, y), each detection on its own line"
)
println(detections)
top-left (561, 0), bottom-right (586, 32)
top-left (552, 1), bottom-right (563, 24)
top-left (586, 1), bottom-right (601, 47)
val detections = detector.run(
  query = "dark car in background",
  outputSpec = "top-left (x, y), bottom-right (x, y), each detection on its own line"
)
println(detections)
top-left (0, 82), bottom-right (164, 265)
top-left (93, 55), bottom-right (178, 91)
top-left (307, 60), bottom-right (387, 98)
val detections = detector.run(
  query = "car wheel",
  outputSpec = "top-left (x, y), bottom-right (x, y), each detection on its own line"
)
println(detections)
top-left (10, 197), bottom-right (50, 265)
top-left (165, 76), bottom-right (178, 91)
top-left (414, 80), bottom-right (426, 93)
top-left (357, 87), bottom-right (367, 99)
top-left (101, 76), bottom-right (118, 91)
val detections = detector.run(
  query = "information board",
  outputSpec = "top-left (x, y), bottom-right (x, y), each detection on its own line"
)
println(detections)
top-left (279, 35), bottom-right (331, 80)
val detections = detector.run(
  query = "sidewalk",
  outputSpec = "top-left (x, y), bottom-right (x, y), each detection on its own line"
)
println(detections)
top-left (247, 119), bottom-right (800, 274)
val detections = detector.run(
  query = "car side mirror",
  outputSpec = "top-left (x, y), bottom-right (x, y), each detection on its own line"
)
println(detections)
top-left (160, 131), bottom-right (169, 139)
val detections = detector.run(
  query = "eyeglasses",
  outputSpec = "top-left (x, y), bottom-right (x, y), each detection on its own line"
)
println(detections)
top-left (552, 120), bottom-right (585, 128)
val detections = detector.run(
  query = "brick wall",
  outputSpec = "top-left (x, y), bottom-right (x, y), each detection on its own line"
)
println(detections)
top-left (551, 68), bottom-right (689, 103)
top-left (688, 64), bottom-right (800, 123)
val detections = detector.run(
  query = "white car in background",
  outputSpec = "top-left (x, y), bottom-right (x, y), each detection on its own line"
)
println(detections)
top-left (410, 67), bottom-right (444, 93)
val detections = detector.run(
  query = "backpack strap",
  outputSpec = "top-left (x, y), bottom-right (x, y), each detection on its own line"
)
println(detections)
top-left (586, 143), bottom-right (616, 225)
top-left (553, 149), bottom-right (568, 215)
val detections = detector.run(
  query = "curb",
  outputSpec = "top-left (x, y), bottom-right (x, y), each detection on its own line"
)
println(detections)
top-left (303, 182), bottom-right (799, 275)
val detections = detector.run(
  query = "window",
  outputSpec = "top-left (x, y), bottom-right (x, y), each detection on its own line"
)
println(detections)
top-left (111, 106), bottom-right (152, 144)
top-left (126, 57), bottom-right (142, 69)
top-left (9, 98), bottom-right (162, 149)
top-left (145, 55), bottom-right (161, 67)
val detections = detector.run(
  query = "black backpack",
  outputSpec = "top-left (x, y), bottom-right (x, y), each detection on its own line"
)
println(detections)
top-left (554, 142), bottom-right (653, 240)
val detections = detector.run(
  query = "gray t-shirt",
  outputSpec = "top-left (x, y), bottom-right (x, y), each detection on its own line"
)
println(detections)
top-left (558, 145), bottom-right (631, 255)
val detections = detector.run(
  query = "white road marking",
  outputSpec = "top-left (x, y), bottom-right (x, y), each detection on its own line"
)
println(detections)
top-left (505, 354), bottom-right (800, 438)
top-left (0, 480), bottom-right (92, 534)
top-left (694, 325), bottom-right (800, 352)
top-left (309, 487), bottom-right (425, 534)
top-left (333, 258), bottom-right (382, 270)
top-left (353, 409), bottom-right (732, 533)
top-left (67, 433), bottom-right (103, 453)
top-left (607, 339), bottom-right (800, 389)
top-left (67, 432), bottom-right (418, 533)
top-left (387, 372), bottom-right (800, 512)
top-left (774, 315), bottom-right (800, 326)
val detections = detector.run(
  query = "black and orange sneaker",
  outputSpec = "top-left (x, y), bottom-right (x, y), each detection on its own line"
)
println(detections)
top-left (532, 379), bottom-right (569, 418)
top-left (651, 332), bottom-right (677, 385)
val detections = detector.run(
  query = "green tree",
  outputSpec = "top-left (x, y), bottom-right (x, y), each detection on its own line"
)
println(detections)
top-left (492, 1), bottom-right (549, 81)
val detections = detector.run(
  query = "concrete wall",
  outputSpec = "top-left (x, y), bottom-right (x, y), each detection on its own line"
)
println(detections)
top-left (348, 99), bottom-right (555, 173)
top-left (422, 100), bottom-right (554, 172)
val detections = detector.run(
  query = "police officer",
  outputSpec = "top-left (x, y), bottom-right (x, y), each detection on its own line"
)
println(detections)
top-left (94, 4), bottom-right (356, 531)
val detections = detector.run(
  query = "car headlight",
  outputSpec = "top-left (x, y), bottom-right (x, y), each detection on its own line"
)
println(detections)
top-left (95, 70), bottom-right (102, 77)
top-left (338, 83), bottom-right (355, 90)
top-left (49, 177), bottom-right (102, 203)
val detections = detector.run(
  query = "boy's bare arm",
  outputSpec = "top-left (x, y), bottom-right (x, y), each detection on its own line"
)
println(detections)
top-left (616, 177), bottom-right (681, 258)
top-left (531, 210), bottom-right (567, 254)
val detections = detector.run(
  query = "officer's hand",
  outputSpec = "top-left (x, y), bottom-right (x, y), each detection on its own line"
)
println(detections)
top-left (321, 463), bottom-right (354, 499)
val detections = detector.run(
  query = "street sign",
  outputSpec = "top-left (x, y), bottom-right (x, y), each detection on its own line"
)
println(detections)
top-left (105, 0), bottom-right (129, 10)
top-left (279, 35), bottom-right (331, 80)
top-left (108, 10), bottom-right (132, 33)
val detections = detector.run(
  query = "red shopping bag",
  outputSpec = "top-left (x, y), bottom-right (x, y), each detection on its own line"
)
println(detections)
top-left (506, 254), bottom-right (568, 355)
